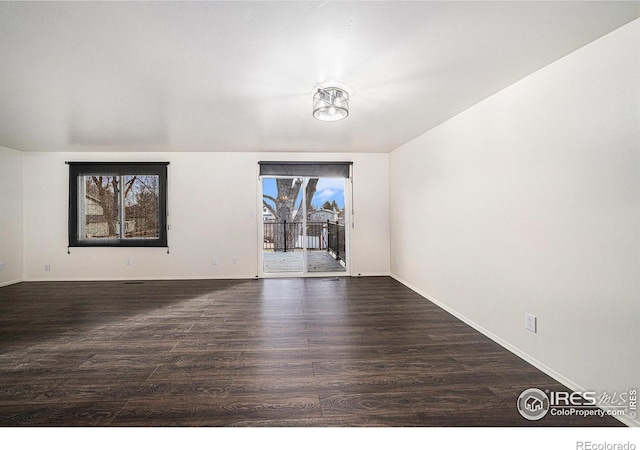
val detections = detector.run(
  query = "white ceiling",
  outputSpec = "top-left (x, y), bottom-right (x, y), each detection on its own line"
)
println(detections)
top-left (1, 1), bottom-right (638, 154)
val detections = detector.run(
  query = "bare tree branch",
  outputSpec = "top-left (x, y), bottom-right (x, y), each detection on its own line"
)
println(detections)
top-left (263, 194), bottom-right (277, 204)
top-left (293, 178), bottom-right (318, 223)
top-left (262, 200), bottom-right (278, 219)
top-left (124, 175), bottom-right (138, 197)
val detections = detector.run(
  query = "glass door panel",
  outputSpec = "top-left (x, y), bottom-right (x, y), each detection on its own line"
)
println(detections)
top-left (262, 177), bottom-right (304, 273)
top-left (305, 177), bottom-right (347, 273)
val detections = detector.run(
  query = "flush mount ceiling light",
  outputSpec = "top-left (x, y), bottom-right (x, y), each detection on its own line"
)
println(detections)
top-left (313, 87), bottom-right (349, 122)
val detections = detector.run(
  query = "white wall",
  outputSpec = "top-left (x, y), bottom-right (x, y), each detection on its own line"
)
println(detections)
top-left (0, 146), bottom-right (24, 286)
top-left (390, 17), bottom-right (639, 421)
top-left (22, 151), bottom-right (389, 280)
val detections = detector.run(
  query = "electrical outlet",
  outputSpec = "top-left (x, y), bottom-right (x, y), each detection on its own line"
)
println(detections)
top-left (44, 264), bottom-right (51, 272)
top-left (525, 313), bottom-right (537, 333)
top-left (126, 259), bottom-right (132, 266)
top-left (212, 257), bottom-right (218, 265)
top-left (0, 262), bottom-right (6, 271)
top-left (232, 256), bottom-right (237, 265)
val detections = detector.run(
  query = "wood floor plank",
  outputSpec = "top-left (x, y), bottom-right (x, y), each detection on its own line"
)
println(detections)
top-left (0, 277), bottom-right (624, 427)
top-left (111, 394), bottom-right (322, 426)
top-left (318, 388), bottom-right (506, 420)
top-left (0, 401), bottom-right (127, 426)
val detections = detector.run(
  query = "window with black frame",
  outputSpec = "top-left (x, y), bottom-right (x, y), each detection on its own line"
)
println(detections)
top-left (68, 162), bottom-right (168, 247)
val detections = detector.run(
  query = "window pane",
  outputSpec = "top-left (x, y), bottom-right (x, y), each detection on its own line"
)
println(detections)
top-left (81, 175), bottom-right (120, 239)
top-left (123, 175), bottom-right (159, 239)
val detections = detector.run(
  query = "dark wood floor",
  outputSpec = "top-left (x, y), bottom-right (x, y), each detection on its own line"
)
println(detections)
top-left (0, 277), bottom-right (622, 426)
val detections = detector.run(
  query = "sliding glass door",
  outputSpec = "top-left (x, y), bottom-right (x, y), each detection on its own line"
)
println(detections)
top-left (260, 162), bottom-right (350, 276)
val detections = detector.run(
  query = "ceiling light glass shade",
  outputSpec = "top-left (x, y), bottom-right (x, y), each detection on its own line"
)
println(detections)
top-left (313, 87), bottom-right (349, 122)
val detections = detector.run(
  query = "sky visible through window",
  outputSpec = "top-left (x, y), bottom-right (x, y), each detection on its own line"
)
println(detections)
top-left (262, 178), bottom-right (345, 209)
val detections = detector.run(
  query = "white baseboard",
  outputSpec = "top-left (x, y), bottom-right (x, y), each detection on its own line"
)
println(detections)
top-left (353, 272), bottom-right (391, 277)
top-left (390, 273), bottom-right (639, 428)
top-left (24, 273), bottom-right (392, 282)
top-left (0, 278), bottom-right (22, 288)
top-left (23, 274), bottom-right (258, 282)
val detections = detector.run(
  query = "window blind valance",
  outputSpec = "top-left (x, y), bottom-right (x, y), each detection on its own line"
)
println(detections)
top-left (66, 161), bottom-right (170, 175)
top-left (258, 161), bottom-right (352, 178)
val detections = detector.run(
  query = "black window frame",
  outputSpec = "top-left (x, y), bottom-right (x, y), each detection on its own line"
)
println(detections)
top-left (68, 162), bottom-right (168, 248)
